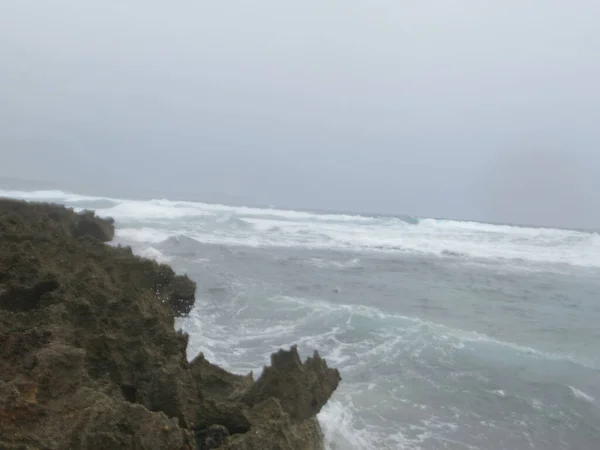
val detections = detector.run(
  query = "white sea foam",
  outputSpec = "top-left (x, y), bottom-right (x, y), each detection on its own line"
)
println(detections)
top-left (96, 200), bottom-right (217, 220)
top-left (138, 247), bottom-right (172, 263)
top-left (307, 258), bottom-right (362, 270)
top-left (0, 189), bottom-right (109, 202)
top-left (116, 227), bottom-right (173, 244)
top-left (320, 400), bottom-right (395, 450)
top-left (3, 189), bottom-right (600, 268)
top-left (272, 296), bottom-right (599, 370)
top-left (177, 290), bottom-right (576, 450)
top-left (320, 398), bottom-right (454, 450)
top-left (569, 386), bottom-right (596, 404)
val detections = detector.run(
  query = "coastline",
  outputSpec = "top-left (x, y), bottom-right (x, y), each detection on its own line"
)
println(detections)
top-left (0, 198), bottom-right (340, 449)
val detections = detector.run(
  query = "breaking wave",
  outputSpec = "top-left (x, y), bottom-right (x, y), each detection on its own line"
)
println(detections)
top-left (570, 386), bottom-right (596, 404)
top-left (2, 189), bottom-right (599, 269)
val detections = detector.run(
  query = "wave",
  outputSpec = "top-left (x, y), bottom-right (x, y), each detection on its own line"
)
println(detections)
top-left (320, 400), bottom-right (397, 450)
top-left (569, 386), bottom-right (596, 404)
top-left (179, 290), bottom-right (590, 449)
top-left (440, 249), bottom-right (467, 258)
top-left (116, 227), bottom-right (174, 244)
top-left (3, 189), bottom-right (600, 268)
top-left (306, 258), bottom-right (363, 270)
top-left (0, 189), bottom-right (109, 203)
top-left (116, 224), bottom-right (599, 269)
top-left (137, 246), bottom-right (172, 263)
top-left (0, 189), bottom-right (409, 224)
top-left (418, 217), bottom-right (571, 236)
top-left (97, 201), bottom-right (216, 220)
top-left (273, 296), bottom-right (599, 371)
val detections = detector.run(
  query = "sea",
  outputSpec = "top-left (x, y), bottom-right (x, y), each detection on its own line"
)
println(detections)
top-left (1, 188), bottom-right (599, 450)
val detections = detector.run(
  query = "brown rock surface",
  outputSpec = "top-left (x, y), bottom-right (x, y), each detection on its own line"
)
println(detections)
top-left (0, 198), bottom-right (340, 449)
top-left (242, 346), bottom-right (341, 422)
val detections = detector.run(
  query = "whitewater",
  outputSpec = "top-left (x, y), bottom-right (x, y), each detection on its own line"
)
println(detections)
top-left (3, 188), bottom-right (600, 449)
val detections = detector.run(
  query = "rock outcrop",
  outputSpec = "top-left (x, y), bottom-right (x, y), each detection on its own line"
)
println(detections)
top-left (0, 198), bottom-right (340, 450)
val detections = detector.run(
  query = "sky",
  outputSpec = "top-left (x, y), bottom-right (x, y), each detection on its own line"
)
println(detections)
top-left (1, 1), bottom-right (599, 228)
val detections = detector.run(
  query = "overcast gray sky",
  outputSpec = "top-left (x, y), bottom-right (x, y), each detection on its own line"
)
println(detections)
top-left (1, 1), bottom-right (599, 228)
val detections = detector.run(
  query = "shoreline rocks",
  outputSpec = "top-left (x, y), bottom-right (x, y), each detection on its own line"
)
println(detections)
top-left (0, 198), bottom-right (340, 449)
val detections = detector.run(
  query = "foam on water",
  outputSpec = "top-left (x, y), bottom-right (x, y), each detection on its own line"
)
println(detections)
top-left (307, 257), bottom-right (363, 270)
top-left (272, 295), bottom-right (599, 370)
top-left (320, 400), bottom-right (394, 450)
top-left (117, 227), bottom-right (174, 244)
top-left (98, 201), bottom-right (217, 220)
top-left (3, 189), bottom-right (599, 269)
top-left (175, 286), bottom-right (599, 448)
top-left (490, 389), bottom-right (506, 398)
top-left (138, 247), bottom-right (172, 263)
top-left (569, 386), bottom-right (596, 404)
top-left (0, 189), bottom-right (108, 203)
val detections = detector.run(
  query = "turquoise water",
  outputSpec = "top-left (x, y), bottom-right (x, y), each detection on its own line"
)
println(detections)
top-left (3, 188), bottom-right (600, 449)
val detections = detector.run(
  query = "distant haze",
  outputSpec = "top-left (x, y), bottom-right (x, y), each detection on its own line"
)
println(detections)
top-left (1, 1), bottom-right (599, 229)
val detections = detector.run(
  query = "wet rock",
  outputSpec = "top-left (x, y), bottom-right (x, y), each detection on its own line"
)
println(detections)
top-left (167, 274), bottom-right (197, 316)
top-left (75, 210), bottom-right (115, 242)
top-left (0, 273), bottom-right (60, 311)
top-left (220, 398), bottom-right (326, 450)
top-left (195, 424), bottom-right (230, 450)
top-left (131, 261), bottom-right (197, 317)
top-left (148, 361), bottom-right (199, 428)
top-left (242, 346), bottom-right (341, 421)
top-left (66, 388), bottom-right (195, 450)
top-left (189, 353), bottom-right (253, 435)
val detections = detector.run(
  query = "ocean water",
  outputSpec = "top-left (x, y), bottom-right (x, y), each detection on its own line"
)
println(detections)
top-left (2, 188), bottom-right (600, 450)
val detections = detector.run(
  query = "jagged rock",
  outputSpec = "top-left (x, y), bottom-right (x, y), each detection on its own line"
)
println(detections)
top-left (220, 398), bottom-right (326, 450)
top-left (188, 348), bottom-right (339, 450)
top-left (66, 388), bottom-right (195, 450)
top-left (147, 361), bottom-right (199, 428)
top-left (167, 274), bottom-right (197, 316)
top-left (0, 198), bottom-right (340, 450)
top-left (189, 353), bottom-right (254, 434)
top-left (75, 210), bottom-right (115, 242)
top-left (242, 346), bottom-right (341, 421)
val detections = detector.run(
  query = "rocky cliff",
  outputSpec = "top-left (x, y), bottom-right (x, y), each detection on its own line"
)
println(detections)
top-left (0, 199), bottom-right (340, 450)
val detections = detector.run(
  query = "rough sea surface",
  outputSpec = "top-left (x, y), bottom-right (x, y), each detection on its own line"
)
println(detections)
top-left (2, 189), bottom-right (599, 450)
